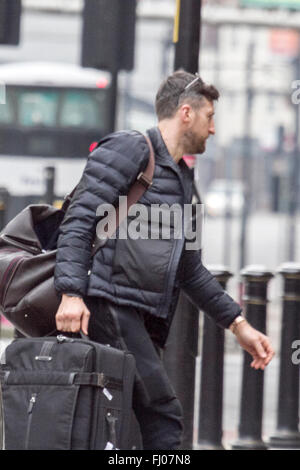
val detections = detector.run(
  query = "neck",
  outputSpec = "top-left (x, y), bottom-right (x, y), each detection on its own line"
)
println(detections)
top-left (158, 121), bottom-right (184, 164)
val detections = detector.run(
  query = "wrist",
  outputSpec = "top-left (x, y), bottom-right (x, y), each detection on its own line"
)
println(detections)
top-left (229, 315), bottom-right (247, 335)
top-left (63, 293), bottom-right (83, 300)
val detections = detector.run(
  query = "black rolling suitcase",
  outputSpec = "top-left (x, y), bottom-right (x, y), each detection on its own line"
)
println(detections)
top-left (0, 334), bottom-right (137, 450)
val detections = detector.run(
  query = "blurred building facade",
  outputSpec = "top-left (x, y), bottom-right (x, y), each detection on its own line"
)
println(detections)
top-left (0, 0), bottom-right (299, 214)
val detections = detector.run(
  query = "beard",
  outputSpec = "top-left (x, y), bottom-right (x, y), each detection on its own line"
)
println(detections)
top-left (182, 129), bottom-right (206, 155)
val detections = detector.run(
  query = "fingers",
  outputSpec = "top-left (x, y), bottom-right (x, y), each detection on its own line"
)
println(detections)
top-left (261, 336), bottom-right (275, 361)
top-left (70, 313), bottom-right (82, 333)
top-left (250, 335), bottom-right (275, 370)
top-left (236, 325), bottom-right (275, 371)
top-left (252, 339), bottom-right (267, 359)
top-left (55, 302), bottom-right (90, 335)
top-left (55, 308), bottom-right (65, 332)
top-left (56, 312), bottom-right (82, 333)
top-left (81, 308), bottom-right (91, 336)
top-left (56, 310), bottom-right (76, 332)
top-left (251, 357), bottom-right (267, 370)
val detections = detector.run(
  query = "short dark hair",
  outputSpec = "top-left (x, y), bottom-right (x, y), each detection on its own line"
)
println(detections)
top-left (155, 70), bottom-right (219, 121)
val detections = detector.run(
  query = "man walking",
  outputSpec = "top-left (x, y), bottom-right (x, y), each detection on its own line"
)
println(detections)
top-left (54, 70), bottom-right (274, 450)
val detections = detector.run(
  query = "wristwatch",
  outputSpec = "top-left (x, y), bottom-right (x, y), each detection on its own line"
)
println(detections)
top-left (229, 315), bottom-right (246, 334)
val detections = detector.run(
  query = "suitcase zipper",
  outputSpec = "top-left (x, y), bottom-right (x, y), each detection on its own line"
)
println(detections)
top-left (105, 411), bottom-right (118, 449)
top-left (25, 393), bottom-right (37, 450)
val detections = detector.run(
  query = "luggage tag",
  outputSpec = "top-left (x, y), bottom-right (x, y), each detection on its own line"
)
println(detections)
top-left (103, 387), bottom-right (113, 401)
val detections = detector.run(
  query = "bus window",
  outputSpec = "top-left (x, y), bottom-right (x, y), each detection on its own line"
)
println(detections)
top-left (0, 89), bottom-right (14, 124)
top-left (0, 62), bottom-right (113, 163)
top-left (18, 89), bottom-right (58, 127)
top-left (60, 90), bottom-right (102, 129)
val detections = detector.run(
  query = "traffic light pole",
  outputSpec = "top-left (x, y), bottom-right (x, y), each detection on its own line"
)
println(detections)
top-left (287, 46), bottom-right (300, 261)
top-left (163, 0), bottom-right (202, 450)
top-left (174, 0), bottom-right (201, 74)
top-left (239, 39), bottom-right (254, 303)
top-left (81, 0), bottom-right (137, 133)
top-left (0, 0), bottom-right (21, 45)
top-left (109, 69), bottom-right (119, 132)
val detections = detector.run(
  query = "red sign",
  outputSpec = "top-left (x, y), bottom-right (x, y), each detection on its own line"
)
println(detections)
top-left (269, 29), bottom-right (299, 56)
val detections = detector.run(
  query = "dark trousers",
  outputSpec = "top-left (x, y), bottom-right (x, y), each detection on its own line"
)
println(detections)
top-left (85, 296), bottom-right (183, 450)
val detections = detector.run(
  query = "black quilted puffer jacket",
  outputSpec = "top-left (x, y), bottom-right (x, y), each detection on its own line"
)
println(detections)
top-left (54, 127), bottom-right (242, 346)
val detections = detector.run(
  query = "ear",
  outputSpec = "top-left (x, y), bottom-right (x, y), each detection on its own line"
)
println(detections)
top-left (179, 103), bottom-right (193, 124)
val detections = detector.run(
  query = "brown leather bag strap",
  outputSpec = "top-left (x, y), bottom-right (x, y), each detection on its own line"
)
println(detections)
top-left (123, 134), bottom-right (155, 214)
top-left (61, 187), bottom-right (78, 213)
top-left (91, 133), bottom-right (155, 255)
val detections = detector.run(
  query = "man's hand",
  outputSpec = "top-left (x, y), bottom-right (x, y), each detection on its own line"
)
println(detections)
top-left (55, 294), bottom-right (90, 335)
top-left (234, 320), bottom-right (275, 370)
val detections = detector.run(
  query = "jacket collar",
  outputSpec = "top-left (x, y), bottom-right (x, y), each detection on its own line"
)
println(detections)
top-left (147, 126), bottom-right (194, 203)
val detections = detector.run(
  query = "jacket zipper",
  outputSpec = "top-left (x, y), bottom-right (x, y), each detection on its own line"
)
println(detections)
top-left (157, 237), bottom-right (184, 318)
top-left (25, 393), bottom-right (37, 450)
top-left (0, 256), bottom-right (25, 305)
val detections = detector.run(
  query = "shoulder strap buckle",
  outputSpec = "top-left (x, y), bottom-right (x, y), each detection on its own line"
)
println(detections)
top-left (137, 172), bottom-right (153, 189)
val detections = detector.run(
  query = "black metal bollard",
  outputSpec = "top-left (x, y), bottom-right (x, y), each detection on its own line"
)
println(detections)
top-left (163, 291), bottom-right (199, 450)
top-left (0, 187), bottom-right (10, 231)
top-left (195, 265), bottom-right (233, 450)
top-left (269, 262), bottom-right (300, 449)
top-left (232, 265), bottom-right (273, 450)
top-left (44, 167), bottom-right (56, 206)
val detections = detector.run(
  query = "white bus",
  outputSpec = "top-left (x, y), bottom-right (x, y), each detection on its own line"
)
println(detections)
top-left (0, 61), bottom-right (113, 220)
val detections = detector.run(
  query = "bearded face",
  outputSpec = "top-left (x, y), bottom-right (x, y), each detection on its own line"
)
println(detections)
top-left (180, 99), bottom-right (215, 156)
top-left (181, 128), bottom-right (206, 155)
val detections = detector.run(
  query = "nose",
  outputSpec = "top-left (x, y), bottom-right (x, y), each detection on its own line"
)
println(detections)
top-left (209, 119), bottom-right (215, 135)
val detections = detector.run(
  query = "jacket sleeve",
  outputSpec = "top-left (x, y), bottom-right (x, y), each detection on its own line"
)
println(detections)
top-left (177, 246), bottom-right (242, 328)
top-left (54, 131), bottom-right (150, 297)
